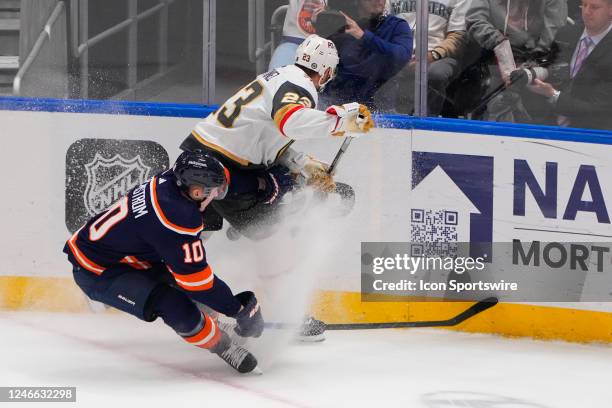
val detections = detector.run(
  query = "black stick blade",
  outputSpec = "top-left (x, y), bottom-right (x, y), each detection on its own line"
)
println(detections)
top-left (325, 297), bottom-right (499, 331)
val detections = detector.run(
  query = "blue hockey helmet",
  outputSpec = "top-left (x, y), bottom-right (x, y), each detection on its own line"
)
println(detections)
top-left (173, 150), bottom-right (229, 196)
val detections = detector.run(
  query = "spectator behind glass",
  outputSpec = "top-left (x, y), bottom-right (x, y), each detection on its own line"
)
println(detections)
top-left (392, 0), bottom-right (472, 116)
top-left (269, 0), bottom-right (326, 70)
top-left (467, 0), bottom-right (567, 60)
top-left (465, 0), bottom-right (567, 123)
top-left (322, 0), bottom-right (413, 110)
top-left (528, 0), bottom-right (612, 130)
top-left (269, 0), bottom-right (392, 70)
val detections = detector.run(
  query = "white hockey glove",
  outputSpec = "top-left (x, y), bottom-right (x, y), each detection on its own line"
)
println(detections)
top-left (327, 103), bottom-right (375, 136)
top-left (304, 157), bottom-right (336, 193)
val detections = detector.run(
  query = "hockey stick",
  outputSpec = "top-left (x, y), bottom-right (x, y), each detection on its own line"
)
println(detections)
top-left (325, 297), bottom-right (498, 330)
top-left (328, 136), bottom-right (355, 175)
top-left (264, 297), bottom-right (498, 330)
top-left (317, 136), bottom-right (356, 216)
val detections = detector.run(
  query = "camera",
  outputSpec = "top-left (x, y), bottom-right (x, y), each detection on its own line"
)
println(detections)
top-left (313, 10), bottom-right (347, 38)
top-left (509, 63), bottom-right (570, 87)
top-left (312, 0), bottom-right (357, 39)
top-left (509, 67), bottom-right (549, 86)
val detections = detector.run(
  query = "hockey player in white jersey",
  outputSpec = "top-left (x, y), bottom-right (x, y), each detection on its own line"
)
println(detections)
top-left (180, 34), bottom-right (374, 239)
top-left (179, 35), bottom-right (373, 342)
top-left (181, 34), bottom-right (374, 190)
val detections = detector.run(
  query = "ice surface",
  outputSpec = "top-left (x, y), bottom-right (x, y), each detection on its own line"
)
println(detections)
top-left (1, 311), bottom-right (610, 408)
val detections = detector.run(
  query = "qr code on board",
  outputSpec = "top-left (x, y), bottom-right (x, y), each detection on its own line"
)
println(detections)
top-left (411, 209), bottom-right (458, 257)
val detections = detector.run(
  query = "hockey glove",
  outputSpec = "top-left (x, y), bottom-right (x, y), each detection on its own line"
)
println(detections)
top-left (327, 103), bottom-right (375, 136)
top-left (233, 291), bottom-right (264, 338)
top-left (304, 157), bottom-right (336, 193)
top-left (356, 104), bottom-right (375, 132)
top-left (257, 167), bottom-right (294, 205)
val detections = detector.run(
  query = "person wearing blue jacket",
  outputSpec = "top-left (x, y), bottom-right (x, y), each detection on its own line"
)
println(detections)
top-left (323, 0), bottom-right (413, 110)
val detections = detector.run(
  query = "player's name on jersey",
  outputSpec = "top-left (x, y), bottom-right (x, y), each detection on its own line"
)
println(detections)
top-left (132, 183), bottom-right (148, 219)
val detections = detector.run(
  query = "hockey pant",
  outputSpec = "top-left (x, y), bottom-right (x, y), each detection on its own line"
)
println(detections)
top-left (72, 264), bottom-right (221, 350)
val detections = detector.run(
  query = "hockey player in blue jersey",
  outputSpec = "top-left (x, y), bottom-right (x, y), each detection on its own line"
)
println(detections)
top-left (63, 151), bottom-right (263, 374)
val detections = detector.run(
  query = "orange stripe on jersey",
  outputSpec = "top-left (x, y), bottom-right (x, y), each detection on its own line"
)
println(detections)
top-left (120, 256), bottom-right (152, 270)
top-left (149, 177), bottom-right (203, 236)
top-left (168, 265), bottom-right (214, 291)
top-left (67, 228), bottom-right (105, 275)
top-left (191, 130), bottom-right (250, 166)
top-left (184, 314), bottom-right (221, 349)
top-left (273, 103), bottom-right (304, 136)
top-left (223, 166), bottom-right (231, 186)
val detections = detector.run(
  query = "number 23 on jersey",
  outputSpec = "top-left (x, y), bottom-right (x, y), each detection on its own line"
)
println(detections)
top-left (216, 80), bottom-right (264, 128)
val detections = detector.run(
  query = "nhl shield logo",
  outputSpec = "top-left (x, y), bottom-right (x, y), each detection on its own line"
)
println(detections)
top-left (84, 153), bottom-right (152, 216)
top-left (65, 138), bottom-right (169, 233)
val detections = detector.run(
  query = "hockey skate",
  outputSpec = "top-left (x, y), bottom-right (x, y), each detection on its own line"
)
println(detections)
top-left (299, 316), bottom-right (326, 342)
top-left (216, 318), bottom-right (248, 345)
top-left (210, 330), bottom-right (261, 374)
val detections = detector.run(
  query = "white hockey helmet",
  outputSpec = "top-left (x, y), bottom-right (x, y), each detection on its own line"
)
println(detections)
top-left (294, 34), bottom-right (339, 89)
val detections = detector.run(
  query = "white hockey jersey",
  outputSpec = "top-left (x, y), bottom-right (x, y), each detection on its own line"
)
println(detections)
top-left (184, 65), bottom-right (341, 168)
top-left (282, 0), bottom-right (325, 39)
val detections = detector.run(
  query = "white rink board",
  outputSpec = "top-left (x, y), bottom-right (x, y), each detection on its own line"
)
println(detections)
top-left (0, 109), bottom-right (409, 278)
top-left (412, 129), bottom-right (612, 242)
top-left (1, 109), bottom-right (612, 312)
top-left (411, 129), bottom-right (612, 313)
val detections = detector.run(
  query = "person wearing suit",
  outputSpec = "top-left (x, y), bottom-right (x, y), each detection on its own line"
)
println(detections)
top-left (529, 0), bottom-right (612, 130)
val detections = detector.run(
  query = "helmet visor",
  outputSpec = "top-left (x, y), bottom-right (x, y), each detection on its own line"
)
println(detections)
top-left (201, 179), bottom-right (228, 201)
top-left (202, 166), bottom-right (229, 200)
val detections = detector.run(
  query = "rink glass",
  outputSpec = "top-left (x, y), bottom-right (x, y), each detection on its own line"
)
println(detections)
top-left (3, 0), bottom-right (610, 132)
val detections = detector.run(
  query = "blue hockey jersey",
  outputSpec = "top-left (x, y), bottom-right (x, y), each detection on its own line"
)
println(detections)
top-left (63, 169), bottom-right (241, 316)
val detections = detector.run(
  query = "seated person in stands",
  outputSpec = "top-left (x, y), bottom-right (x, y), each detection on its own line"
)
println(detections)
top-left (391, 0), bottom-right (472, 116)
top-left (269, 1), bottom-right (394, 70)
top-left (527, 0), bottom-right (612, 130)
top-left (465, 0), bottom-right (568, 122)
top-left (269, 0), bottom-right (326, 70)
top-left (320, 0), bottom-right (412, 110)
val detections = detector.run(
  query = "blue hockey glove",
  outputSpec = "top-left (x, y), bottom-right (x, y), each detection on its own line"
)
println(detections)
top-left (258, 167), bottom-right (294, 205)
top-left (233, 291), bottom-right (264, 338)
